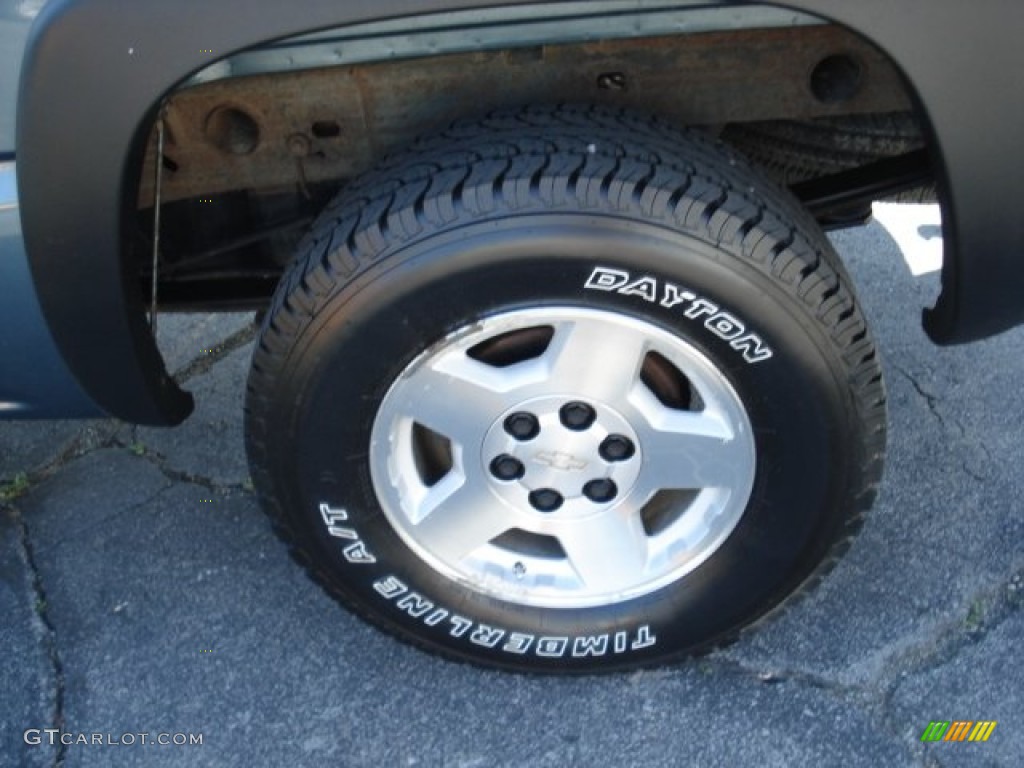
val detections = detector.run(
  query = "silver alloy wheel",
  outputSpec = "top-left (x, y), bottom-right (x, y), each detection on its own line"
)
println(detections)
top-left (370, 307), bottom-right (756, 609)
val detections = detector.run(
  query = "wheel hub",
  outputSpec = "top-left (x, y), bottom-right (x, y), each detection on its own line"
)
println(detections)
top-left (481, 396), bottom-right (642, 519)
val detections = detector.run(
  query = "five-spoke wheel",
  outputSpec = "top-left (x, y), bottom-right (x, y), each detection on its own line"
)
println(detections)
top-left (371, 308), bottom-right (755, 607)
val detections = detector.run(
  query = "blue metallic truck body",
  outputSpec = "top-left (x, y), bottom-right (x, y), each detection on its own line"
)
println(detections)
top-left (0, 161), bottom-right (99, 416)
top-left (0, 3), bottom-right (98, 415)
top-left (2, 1), bottom-right (1023, 423)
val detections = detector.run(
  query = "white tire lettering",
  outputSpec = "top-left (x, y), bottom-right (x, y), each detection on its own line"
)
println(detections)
top-left (613, 631), bottom-right (628, 653)
top-left (502, 633), bottom-right (534, 654)
top-left (318, 502), bottom-right (376, 560)
top-left (396, 592), bottom-right (434, 618)
top-left (448, 615), bottom-right (473, 638)
top-left (584, 266), bottom-right (773, 364)
top-left (328, 526), bottom-right (359, 541)
top-left (730, 333), bottom-right (774, 363)
top-left (343, 541), bottom-right (376, 564)
top-left (631, 625), bottom-right (657, 650)
top-left (423, 608), bottom-right (449, 626)
top-left (682, 297), bottom-right (718, 321)
top-left (470, 625), bottom-right (505, 648)
top-left (584, 266), bottom-right (630, 291)
top-left (620, 276), bottom-right (658, 302)
top-left (660, 283), bottom-right (696, 309)
top-left (319, 503), bottom-right (357, 539)
top-left (536, 637), bottom-right (569, 658)
top-left (371, 572), bottom-right (658, 659)
top-left (572, 634), bottom-right (609, 657)
top-left (373, 575), bottom-right (407, 599)
top-left (705, 312), bottom-right (744, 341)
top-left (319, 502), bottom-right (348, 525)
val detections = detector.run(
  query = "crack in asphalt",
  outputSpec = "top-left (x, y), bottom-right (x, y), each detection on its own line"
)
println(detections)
top-left (724, 565), bottom-right (1021, 694)
top-left (0, 324), bottom-right (253, 767)
top-left (122, 423), bottom-right (218, 491)
top-left (0, 422), bottom-right (135, 768)
top-left (894, 363), bottom-right (944, 423)
top-left (703, 656), bottom-right (930, 766)
top-left (718, 565), bottom-right (1021, 766)
top-left (26, 422), bottom-right (125, 483)
top-left (708, 654), bottom-right (861, 696)
top-left (873, 566), bottom-right (1022, 764)
top-left (887, 567), bottom-right (1021, 676)
top-left (118, 428), bottom-right (253, 495)
top-left (0, 421), bottom-right (127, 499)
top-left (170, 320), bottom-right (258, 385)
top-left (7, 505), bottom-right (67, 767)
top-left (892, 364), bottom-right (990, 483)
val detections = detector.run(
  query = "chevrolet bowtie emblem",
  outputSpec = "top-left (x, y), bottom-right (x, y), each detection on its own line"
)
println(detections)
top-left (532, 451), bottom-right (587, 471)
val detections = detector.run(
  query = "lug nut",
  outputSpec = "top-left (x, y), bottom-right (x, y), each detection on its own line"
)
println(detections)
top-left (490, 454), bottom-right (525, 481)
top-left (559, 401), bottom-right (596, 431)
top-left (504, 412), bottom-right (540, 441)
top-left (528, 488), bottom-right (564, 512)
top-left (583, 478), bottom-right (618, 503)
top-left (599, 434), bottom-right (635, 462)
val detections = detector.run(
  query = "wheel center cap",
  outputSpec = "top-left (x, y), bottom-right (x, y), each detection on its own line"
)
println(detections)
top-left (481, 395), bottom-right (643, 517)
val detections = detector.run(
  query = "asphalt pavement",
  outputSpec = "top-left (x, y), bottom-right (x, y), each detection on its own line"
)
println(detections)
top-left (1, 207), bottom-right (1020, 767)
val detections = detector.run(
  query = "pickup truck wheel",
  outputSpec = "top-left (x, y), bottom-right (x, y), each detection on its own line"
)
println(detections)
top-left (244, 105), bottom-right (886, 672)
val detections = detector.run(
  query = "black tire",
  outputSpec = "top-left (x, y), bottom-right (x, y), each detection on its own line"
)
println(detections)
top-left (721, 112), bottom-right (936, 203)
top-left (245, 105), bottom-right (886, 673)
